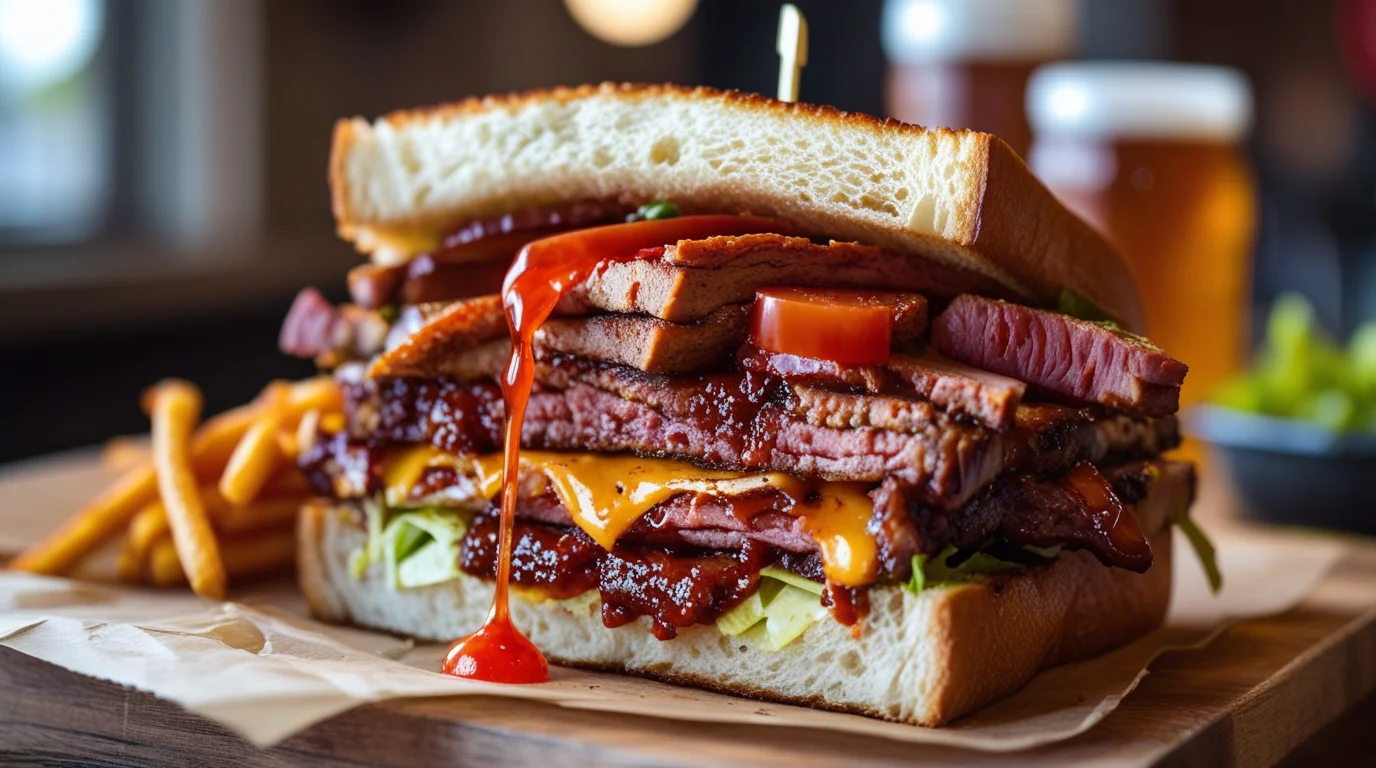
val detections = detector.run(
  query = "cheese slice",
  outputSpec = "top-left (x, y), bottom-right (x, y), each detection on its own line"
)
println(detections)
top-left (381, 447), bottom-right (880, 586)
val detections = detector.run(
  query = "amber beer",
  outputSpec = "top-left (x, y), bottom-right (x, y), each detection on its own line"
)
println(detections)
top-left (1027, 64), bottom-right (1256, 408)
top-left (882, 0), bottom-right (1077, 159)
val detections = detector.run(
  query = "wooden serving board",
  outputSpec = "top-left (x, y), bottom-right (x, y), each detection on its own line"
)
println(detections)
top-left (2, 454), bottom-right (1375, 766)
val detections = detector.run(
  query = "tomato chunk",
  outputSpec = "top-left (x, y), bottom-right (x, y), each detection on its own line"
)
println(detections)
top-left (748, 288), bottom-right (895, 366)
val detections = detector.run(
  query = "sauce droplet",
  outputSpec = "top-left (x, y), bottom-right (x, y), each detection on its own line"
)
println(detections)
top-left (442, 215), bottom-right (788, 683)
top-left (1062, 461), bottom-right (1151, 569)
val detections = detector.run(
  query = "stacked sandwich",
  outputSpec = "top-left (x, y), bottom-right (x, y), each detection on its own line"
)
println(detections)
top-left (284, 84), bottom-right (1212, 725)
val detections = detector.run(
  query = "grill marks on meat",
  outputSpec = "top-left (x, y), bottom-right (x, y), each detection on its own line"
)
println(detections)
top-left (932, 295), bottom-right (1187, 417)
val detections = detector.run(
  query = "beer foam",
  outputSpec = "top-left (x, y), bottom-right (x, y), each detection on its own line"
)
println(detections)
top-left (882, 0), bottom-right (1076, 62)
top-left (1027, 62), bottom-right (1253, 141)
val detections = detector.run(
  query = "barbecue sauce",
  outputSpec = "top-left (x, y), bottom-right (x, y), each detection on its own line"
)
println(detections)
top-left (1061, 461), bottom-right (1151, 570)
top-left (441, 215), bottom-right (787, 683)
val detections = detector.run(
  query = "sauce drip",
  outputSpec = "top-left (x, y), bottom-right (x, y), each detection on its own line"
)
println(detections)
top-left (442, 215), bottom-right (787, 683)
top-left (1061, 461), bottom-right (1150, 568)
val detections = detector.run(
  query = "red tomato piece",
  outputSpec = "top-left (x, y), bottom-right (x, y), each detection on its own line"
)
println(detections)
top-left (748, 287), bottom-right (895, 365)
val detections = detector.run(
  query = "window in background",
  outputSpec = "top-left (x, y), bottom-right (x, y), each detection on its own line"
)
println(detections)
top-left (0, 0), bottom-right (108, 244)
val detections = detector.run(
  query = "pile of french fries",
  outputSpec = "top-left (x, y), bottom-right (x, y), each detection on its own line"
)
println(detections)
top-left (8, 377), bottom-right (343, 600)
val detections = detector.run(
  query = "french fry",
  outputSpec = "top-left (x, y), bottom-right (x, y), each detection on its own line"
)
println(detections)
top-left (284, 377), bottom-right (343, 425)
top-left (294, 408), bottom-right (321, 455)
top-left (215, 495), bottom-right (307, 535)
top-left (116, 499), bottom-right (173, 582)
top-left (8, 464), bottom-right (159, 575)
top-left (149, 380), bottom-right (227, 600)
top-left (219, 412), bottom-right (286, 507)
top-left (103, 437), bottom-right (149, 471)
top-left (8, 376), bottom-right (332, 577)
top-left (148, 527), bottom-right (296, 587)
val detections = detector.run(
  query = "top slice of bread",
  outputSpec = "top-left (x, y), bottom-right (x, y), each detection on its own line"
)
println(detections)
top-left (331, 83), bottom-right (1146, 332)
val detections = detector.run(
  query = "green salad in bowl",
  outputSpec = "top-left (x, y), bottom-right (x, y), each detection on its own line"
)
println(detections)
top-left (1212, 294), bottom-right (1376, 432)
top-left (1189, 294), bottom-right (1376, 534)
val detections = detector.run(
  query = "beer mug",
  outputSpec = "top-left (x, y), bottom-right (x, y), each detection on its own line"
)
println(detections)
top-left (1027, 63), bottom-right (1256, 407)
top-left (882, 0), bottom-right (1077, 158)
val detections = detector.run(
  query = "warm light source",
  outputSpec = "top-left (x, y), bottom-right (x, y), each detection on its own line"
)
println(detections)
top-left (563, 0), bottom-right (698, 47)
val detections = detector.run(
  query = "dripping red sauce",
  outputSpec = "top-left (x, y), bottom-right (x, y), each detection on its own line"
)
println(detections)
top-left (442, 215), bottom-right (791, 683)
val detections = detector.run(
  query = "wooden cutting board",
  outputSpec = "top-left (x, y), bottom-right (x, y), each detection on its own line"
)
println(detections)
top-left (2, 453), bottom-right (1375, 767)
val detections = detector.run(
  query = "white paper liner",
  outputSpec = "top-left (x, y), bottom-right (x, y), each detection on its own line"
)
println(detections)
top-left (0, 527), bottom-right (1341, 750)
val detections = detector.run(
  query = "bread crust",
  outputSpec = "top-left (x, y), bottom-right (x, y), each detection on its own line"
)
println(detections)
top-left (296, 462), bottom-right (1182, 726)
top-left (329, 83), bottom-right (1145, 332)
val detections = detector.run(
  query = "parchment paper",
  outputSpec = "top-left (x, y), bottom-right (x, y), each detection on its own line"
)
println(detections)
top-left (0, 452), bottom-right (1344, 751)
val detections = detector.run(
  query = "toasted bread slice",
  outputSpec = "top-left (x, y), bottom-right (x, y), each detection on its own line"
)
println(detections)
top-left (330, 83), bottom-right (1145, 331)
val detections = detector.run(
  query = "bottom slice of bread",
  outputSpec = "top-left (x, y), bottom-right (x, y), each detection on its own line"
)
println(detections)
top-left (297, 465), bottom-right (1184, 726)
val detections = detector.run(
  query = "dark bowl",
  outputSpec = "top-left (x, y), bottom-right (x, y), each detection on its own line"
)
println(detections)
top-left (1186, 405), bottom-right (1376, 536)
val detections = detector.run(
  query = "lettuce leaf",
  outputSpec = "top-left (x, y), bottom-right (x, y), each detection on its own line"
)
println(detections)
top-left (1175, 509), bottom-right (1223, 594)
top-left (716, 566), bottom-right (827, 650)
top-left (380, 508), bottom-right (469, 589)
top-left (904, 544), bottom-right (1062, 597)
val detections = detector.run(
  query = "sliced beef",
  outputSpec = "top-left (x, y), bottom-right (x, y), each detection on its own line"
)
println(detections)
top-left (279, 287), bottom-right (389, 365)
top-left (536, 304), bottom-right (750, 375)
top-left (369, 296), bottom-right (508, 379)
top-left (886, 351), bottom-right (1026, 430)
top-left (374, 292), bottom-right (928, 378)
top-left (531, 358), bottom-right (1178, 506)
top-left (558, 233), bottom-right (1016, 323)
top-left (738, 346), bottom-right (1026, 430)
top-left (340, 363), bottom-right (1177, 506)
top-left (932, 294), bottom-right (1187, 417)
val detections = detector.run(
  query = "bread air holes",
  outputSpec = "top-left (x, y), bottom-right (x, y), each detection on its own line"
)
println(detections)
top-left (649, 136), bottom-right (681, 166)
top-left (591, 147), bottom-right (613, 169)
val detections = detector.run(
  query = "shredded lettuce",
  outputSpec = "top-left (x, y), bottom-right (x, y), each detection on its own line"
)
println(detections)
top-left (904, 544), bottom-right (1062, 597)
top-left (716, 566), bottom-right (827, 651)
top-left (348, 502), bottom-right (470, 589)
top-left (380, 508), bottom-right (469, 589)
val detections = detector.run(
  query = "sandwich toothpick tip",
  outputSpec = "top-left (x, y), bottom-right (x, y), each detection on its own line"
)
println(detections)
top-left (776, 3), bottom-right (808, 103)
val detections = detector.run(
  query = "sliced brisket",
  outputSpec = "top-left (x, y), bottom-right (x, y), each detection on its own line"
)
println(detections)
top-left (932, 294), bottom-right (1187, 417)
top-left (558, 233), bottom-right (1016, 323)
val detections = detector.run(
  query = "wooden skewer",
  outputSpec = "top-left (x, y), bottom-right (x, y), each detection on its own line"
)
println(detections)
top-left (776, 3), bottom-right (809, 103)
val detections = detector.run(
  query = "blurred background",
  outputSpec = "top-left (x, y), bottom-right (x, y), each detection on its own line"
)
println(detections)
top-left (1, 0), bottom-right (1374, 511)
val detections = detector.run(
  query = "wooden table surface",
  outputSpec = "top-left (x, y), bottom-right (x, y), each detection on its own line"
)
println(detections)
top-left (2, 456), bottom-right (1376, 766)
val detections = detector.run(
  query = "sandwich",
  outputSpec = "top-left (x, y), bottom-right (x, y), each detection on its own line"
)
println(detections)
top-left (283, 83), bottom-right (1214, 726)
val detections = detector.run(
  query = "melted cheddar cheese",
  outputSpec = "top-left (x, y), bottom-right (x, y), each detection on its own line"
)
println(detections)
top-left (380, 447), bottom-right (878, 586)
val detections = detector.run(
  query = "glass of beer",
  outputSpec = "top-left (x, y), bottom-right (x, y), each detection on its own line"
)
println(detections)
top-left (882, 0), bottom-right (1077, 159)
top-left (1026, 63), bottom-right (1257, 408)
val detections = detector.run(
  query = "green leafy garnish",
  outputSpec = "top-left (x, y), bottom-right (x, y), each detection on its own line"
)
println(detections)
top-left (903, 544), bottom-right (1061, 597)
top-left (380, 508), bottom-right (469, 589)
top-left (634, 200), bottom-right (680, 221)
top-left (1057, 289), bottom-right (1115, 323)
top-left (1175, 509), bottom-right (1222, 594)
top-left (1211, 293), bottom-right (1376, 432)
top-left (1056, 290), bottom-right (1155, 345)
top-left (378, 304), bottom-right (400, 324)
